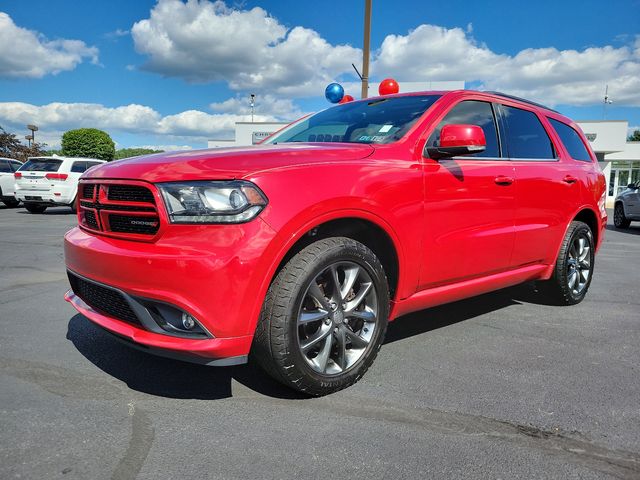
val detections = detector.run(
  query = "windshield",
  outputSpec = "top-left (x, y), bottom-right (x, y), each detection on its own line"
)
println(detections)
top-left (265, 95), bottom-right (441, 145)
top-left (19, 158), bottom-right (63, 172)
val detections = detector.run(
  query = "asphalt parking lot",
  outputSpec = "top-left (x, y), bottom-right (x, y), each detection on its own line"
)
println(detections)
top-left (1, 205), bottom-right (638, 480)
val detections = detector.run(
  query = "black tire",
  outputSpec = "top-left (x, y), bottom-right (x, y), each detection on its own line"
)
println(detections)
top-left (613, 203), bottom-right (630, 228)
top-left (537, 221), bottom-right (595, 305)
top-left (252, 237), bottom-right (390, 396)
top-left (2, 198), bottom-right (20, 208)
top-left (24, 203), bottom-right (47, 214)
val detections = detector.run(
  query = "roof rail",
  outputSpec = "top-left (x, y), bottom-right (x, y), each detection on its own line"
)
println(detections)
top-left (483, 91), bottom-right (559, 114)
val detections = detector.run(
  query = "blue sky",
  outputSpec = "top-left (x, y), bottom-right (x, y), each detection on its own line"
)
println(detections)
top-left (0, 0), bottom-right (639, 150)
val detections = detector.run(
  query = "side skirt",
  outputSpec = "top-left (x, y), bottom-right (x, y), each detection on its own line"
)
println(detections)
top-left (390, 264), bottom-right (549, 320)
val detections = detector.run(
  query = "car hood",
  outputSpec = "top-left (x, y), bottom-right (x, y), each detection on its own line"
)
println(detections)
top-left (84, 143), bottom-right (376, 183)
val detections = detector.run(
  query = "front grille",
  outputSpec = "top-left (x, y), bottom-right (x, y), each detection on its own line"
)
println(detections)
top-left (109, 214), bottom-right (159, 234)
top-left (77, 182), bottom-right (160, 240)
top-left (84, 210), bottom-right (99, 230)
top-left (68, 272), bottom-right (140, 325)
top-left (108, 185), bottom-right (155, 203)
top-left (80, 202), bottom-right (155, 212)
top-left (82, 184), bottom-right (95, 199)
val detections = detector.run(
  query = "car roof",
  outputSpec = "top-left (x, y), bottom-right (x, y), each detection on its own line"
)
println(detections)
top-left (358, 89), bottom-right (573, 126)
top-left (0, 157), bottom-right (22, 163)
top-left (27, 156), bottom-right (106, 162)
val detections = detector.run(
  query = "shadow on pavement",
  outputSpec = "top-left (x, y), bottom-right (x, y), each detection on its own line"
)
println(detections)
top-left (66, 314), bottom-right (305, 401)
top-left (605, 224), bottom-right (640, 235)
top-left (67, 282), bottom-right (557, 399)
top-left (17, 207), bottom-right (75, 216)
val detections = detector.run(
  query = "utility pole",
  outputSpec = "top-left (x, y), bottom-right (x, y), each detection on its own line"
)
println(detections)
top-left (361, 0), bottom-right (372, 99)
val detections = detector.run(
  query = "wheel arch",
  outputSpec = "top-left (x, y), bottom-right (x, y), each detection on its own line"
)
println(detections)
top-left (573, 207), bottom-right (600, 246)
top-left (272, 216), bottom-right (400, 300)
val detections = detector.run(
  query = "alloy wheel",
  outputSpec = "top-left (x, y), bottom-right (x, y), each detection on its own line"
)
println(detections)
top-left (297, 261), bottom-right (378, 375)
top-left (566, 233), bottom-right (591, 296)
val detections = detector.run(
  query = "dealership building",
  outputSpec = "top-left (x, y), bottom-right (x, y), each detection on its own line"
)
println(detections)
top-left (208, 87), bottom-right (638, 208)
top-left (576, 120), bottom-right (639, 207)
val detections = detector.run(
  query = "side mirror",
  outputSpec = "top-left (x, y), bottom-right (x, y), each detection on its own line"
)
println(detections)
top-left (425, 124), bottom-right (486, 159)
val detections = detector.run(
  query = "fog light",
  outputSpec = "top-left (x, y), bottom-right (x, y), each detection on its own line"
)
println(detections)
top-left (182, 313), bottom-right (196, 330)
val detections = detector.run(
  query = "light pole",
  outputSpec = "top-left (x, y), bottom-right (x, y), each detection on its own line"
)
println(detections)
top-left (602, 85), bottom-right (613, 119)
top-left (361, 0), bottom-right (372, 99)
top-left (25, 135), bottom-right (33, 148)
top-left (250, 94), bottom-right (256, 122)
top-left (27, 124), bottom-right (38, 144)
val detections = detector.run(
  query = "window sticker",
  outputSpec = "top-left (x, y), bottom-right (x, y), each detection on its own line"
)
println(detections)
top-left (379, 124), bottom-right (393, 133)
top-left (359, 135), bottom-right (387, 142)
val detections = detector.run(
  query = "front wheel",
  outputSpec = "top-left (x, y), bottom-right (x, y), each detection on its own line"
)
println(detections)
top-left (537, 221), bottom-right (595, 305)
top-left (24, 203), bottom-right (47, 214)
top-left (613, 203), bottom-right (630, 228)
top-left (252, 237), bottom-right (389, 396)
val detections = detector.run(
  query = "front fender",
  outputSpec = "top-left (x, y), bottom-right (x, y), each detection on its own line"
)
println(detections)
top-left (242, 161), bottom-right (424, 334)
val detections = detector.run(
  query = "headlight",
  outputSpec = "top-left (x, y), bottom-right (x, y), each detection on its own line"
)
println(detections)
top-left (157, 181), bottom-right (267, 224)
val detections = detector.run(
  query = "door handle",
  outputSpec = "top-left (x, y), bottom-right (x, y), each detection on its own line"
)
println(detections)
top-left (494, 175), bottom-right (514, 186)
top-left (563, 175), bottom-right (578, 184)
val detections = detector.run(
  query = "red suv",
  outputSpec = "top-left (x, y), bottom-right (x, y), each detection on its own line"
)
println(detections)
top-left (64, 90), bottom-right (607, 395)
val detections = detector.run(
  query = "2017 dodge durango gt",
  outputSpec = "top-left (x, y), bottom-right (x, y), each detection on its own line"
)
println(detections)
top-left (64, 90), bottom-right (607, 395)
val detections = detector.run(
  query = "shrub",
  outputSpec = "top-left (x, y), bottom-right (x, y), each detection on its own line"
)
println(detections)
top-left (61, 128), bottom-right (115, 161)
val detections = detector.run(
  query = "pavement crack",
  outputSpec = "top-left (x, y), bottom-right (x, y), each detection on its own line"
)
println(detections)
top-left (111, 405), bottom-right (155, 480)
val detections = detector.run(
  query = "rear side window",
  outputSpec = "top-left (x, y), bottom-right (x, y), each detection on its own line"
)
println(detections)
top-left (427, 100), bottom-right (500, 158)
top-left (0, 160), bottom-right (10, 173)
top-left (71, 161), bottom-right (88, 173)
top-left (501, 106), bottom-right (555, 159)
top-left (19, 158), bottom-right (63, 172)
top-left (548, 118), bottom-right (591, 162)
top-left (10, 161), bottom-right (22, 172)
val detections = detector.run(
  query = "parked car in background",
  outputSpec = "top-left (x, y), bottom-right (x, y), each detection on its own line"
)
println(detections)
top-left (613, 181), bottom-right (640, 228)
top-left (0, 157), bottom-right (23, 207)
top-left (64, 90), bottom-right (606, 395)
top-left (15, 156), bottom-right (105, 213)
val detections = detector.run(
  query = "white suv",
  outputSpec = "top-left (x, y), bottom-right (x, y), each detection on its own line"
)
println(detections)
top-left (0, 157), bottom-right (23, 207)
top-left (15, 156), bottom-right (105, 213)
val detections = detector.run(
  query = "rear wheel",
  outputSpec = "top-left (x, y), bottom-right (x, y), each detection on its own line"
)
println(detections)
top-left (613, 203), bottom-right (630, 228)
top-left (2, 198), bottom-right (19, 208)
top-left (252, 237), bottom-right (389, 396)
top-left (24, 203), bottom-right (47, 214)
top-left (538, 221), bottom-right (594, 305)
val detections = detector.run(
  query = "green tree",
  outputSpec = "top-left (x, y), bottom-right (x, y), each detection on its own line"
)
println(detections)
top-left (115, 147), bottom-right (163, 160)
top-left (628, 129), bottom-right (640, 142)
top-left (61, 128), bottom-right (115, 161)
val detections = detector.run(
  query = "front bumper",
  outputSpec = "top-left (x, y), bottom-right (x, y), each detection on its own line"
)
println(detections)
top-left (64, 218), bottom-right (278, 363)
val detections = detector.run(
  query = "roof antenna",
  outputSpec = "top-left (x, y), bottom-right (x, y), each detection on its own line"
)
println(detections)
top-left (602, 85), bottom-right (613, 119)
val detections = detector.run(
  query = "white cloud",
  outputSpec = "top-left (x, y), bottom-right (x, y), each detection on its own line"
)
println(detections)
top-left (105, 28), bottom-right (130, 39)
top-left (373, 25), bottom-right (640, 107)
top-left (131, 0), bottom-right (360, 96)
top-left (0, 12), bottom-right (98, 78)
top-left (130, 2), bottom-right (640, 107)
top-left (210, 94), bottom-right (303, 118)
top-left (0, 101), bottom-right (281, 147)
